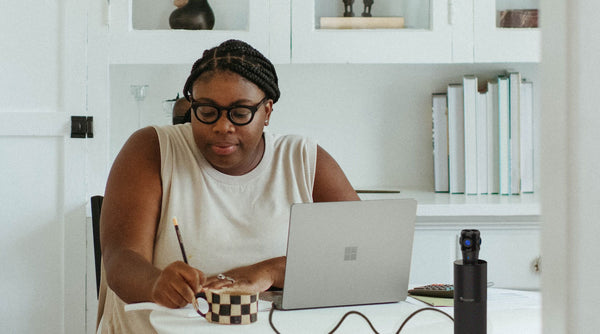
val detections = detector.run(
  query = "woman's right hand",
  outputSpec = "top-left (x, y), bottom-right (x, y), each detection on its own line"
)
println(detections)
top-left (151, 261), bottom-right (206, 308)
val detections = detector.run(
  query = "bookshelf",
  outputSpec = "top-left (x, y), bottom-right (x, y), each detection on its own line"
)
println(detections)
top-left (98, 0), bottom-right (542, 202)
top-left (358, 188), bottom-right (540, 218)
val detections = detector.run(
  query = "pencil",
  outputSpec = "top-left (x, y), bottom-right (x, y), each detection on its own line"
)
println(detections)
top-left (173, 217), bottom-right (202, 314)
top-left (172, 217), bottom-right (189, 264)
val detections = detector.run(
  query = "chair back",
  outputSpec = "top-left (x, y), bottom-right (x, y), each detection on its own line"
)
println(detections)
top-left (90, 195), bottom-right (103, 297)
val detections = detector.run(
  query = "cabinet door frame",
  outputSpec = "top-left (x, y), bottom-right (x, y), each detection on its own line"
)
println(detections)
top-left (291, 0), bottom-right (472, 64)
top-left (108, 0), bottom-right (288, 64)
top-left (473, 0), bottom-right (541, 62)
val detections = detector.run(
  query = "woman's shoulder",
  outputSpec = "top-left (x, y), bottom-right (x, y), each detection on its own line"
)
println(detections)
top-left (153, 123), bottom-right (192, 138)
top-left (267, 132), bottom-right (317, 150)
top-left (113, 126), bottom-right (161, 167)
top-left (152, 123), bottom-right (195, 149)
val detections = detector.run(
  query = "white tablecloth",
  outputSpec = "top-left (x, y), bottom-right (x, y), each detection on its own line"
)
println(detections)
top-left (125, 289), bottom-right (541, 334)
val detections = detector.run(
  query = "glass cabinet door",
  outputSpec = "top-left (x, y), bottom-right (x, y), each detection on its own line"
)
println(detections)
top-left (473, 0), bottom-right (540, 62)
top-left (291, 0), bottom-right (471, 63)
top-left (108, 0), bottom-right (288, 64)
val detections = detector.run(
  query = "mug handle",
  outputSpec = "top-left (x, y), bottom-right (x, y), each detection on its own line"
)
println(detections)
top-left (193, 292), bottom-right (207, 318)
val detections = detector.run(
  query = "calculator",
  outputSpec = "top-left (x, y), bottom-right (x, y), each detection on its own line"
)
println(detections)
top-left (408, 284), bottom-right (454, 298)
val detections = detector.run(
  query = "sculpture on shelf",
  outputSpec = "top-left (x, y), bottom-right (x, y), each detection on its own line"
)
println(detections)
top-left (169, 0), bottom-right (215, 30)
top-left (342, 0), bottom-right (355, 17)
top-left (362, 0), bottom-right (374, 17)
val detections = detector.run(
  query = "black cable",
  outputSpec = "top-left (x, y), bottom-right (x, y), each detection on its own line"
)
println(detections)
top-left (268, 303), bottom-right (281, 334)
top-left (395, 307), bottom-right (454, 333)
top-left (327, 311), bottom-right (381, 334)
top-left (268, 303), bottom-right (454, 333)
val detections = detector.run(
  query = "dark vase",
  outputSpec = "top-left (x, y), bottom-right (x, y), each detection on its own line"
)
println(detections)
top-left (169, 0), bottom-right (215, 30)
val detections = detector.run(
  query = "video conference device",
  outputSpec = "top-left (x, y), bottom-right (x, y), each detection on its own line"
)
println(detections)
top-left (272, 199), bottom-right (417, 310)
top-left (454, 229), bottom-right (487, 334)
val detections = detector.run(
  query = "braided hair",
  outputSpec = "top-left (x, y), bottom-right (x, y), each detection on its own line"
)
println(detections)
top-left (183, 39), bottom-right (280, 104)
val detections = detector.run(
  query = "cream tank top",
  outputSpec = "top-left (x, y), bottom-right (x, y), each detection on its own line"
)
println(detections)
top-left (100, 124), bottom-right (316, 333)
top-left (153, 123), bottom-right (316, 273)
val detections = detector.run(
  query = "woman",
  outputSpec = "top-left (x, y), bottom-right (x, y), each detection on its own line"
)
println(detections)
top-left (99, 39), bottom-right (359, 332)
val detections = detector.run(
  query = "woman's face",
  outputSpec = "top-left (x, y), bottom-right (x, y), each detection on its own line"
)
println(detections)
top-left (190, 70), bottom-right (273, 175)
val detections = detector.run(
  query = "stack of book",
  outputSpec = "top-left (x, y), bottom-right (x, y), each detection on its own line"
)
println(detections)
top-left (432, 72), bottom-right (534, 195)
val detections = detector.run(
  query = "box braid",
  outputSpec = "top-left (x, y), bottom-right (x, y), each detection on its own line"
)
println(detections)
top-left (183, 39), bottom-right (280, 105)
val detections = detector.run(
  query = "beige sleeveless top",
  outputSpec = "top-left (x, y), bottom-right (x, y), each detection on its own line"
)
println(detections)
top-left (100, 124), bottom-right (316, 333)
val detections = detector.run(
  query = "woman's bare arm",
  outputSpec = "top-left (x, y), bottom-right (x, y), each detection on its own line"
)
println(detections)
top-left (312, 145), bottom-right (360, 202)
top-left (100, 127), bottom-right (204, 307)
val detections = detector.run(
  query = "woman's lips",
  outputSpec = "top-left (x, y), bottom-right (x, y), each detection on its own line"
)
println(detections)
top-left (211, 144), bottom-right (237, 155)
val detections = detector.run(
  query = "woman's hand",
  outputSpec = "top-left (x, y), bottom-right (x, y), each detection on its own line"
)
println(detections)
top-left (151, 261), bottom-right (206, 308)
top-left (202, 256), bottom-right (286, 293)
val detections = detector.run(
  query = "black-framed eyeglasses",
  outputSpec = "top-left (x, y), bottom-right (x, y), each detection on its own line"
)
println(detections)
top-left (190, 96), bottom-right (268, 126)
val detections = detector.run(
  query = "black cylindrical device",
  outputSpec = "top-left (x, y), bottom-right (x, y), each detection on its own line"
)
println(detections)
top-left (454, 230), bottom-right (487, 334)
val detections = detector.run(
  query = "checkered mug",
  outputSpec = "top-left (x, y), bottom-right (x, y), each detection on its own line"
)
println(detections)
top-left (194, 290), bottom-right (259, 325)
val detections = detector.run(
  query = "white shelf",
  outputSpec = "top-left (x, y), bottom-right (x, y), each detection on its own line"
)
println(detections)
top-left (108, 0), bottom-right (290, 64)
top-left (108, 0), bottom-right (540, 65)
top-left (358, 188), bottom-right (540, 217)
top-left (291, 0), bottom-right (469, 64)
top-left (473, 0), bottom-right (541, 62)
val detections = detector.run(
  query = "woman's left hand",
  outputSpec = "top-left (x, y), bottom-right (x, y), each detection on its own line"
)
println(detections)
top-left (202, 256), bottom-right (286, 293)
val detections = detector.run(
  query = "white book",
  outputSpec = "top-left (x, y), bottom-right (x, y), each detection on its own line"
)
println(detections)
top-left (486, 80), bottom-right (499, 194)
top-left (477, 90), bottom-right (488, 194)
top-left (509, 72), bottom-right (521, 194)
top-left (432, 93), bottom-right (449, 193)
top-left (520, 81), bottom-right (534, 193)
top-left (498, 76), bottom-right (510, 195)
top-left (447, 84), bottom-right (465, 194)
top-left (463, 75), bottom-right (478, 195)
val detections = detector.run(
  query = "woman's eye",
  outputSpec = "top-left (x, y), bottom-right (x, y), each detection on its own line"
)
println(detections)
top-left (231, 108), bottom-right (251, 119)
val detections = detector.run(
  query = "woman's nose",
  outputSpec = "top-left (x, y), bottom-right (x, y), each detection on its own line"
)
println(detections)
top-left (212, 112), bottom-right (235, 133)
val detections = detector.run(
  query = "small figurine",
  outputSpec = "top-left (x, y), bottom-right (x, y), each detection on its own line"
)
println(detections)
top-left (343, 0), bottom-right (355, 17)
top-left (362, 0), bottom-right (374, 17)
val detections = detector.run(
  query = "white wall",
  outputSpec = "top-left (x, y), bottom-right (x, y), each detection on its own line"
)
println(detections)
top-left (0, 2), bottom-right (60, 112)
top-left (108, 63), bottom-right (539, 190)
top-left (541, 0), bottom-right (600, 333)
top-left (0, 137), bottom-right (64, 333)
top-left (0, 2), bottom-right (63, 332)
top-left (0, 1), bottom-right (88, 333)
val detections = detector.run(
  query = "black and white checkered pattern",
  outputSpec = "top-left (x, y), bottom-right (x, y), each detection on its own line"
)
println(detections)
top-left (200, 291), bottom-right (259, 325)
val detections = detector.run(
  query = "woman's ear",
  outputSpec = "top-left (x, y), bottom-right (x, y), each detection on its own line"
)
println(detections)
top-left (264, 99), bottom-right (274, 125)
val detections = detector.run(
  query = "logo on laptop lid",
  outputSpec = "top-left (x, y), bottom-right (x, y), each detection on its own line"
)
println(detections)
top-left (344, 246), bottom-right (358, 261)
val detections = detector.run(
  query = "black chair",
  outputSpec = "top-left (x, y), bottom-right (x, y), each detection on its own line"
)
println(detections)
top-left (90, 195), bottom-right (103, 298)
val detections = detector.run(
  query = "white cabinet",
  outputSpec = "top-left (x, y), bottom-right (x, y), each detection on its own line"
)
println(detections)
top-left (359, 190), bottom-right (542, 289)
top-left (108, 0), bottom-right (290, 64)
top-left (290, 0), bottom-right (472, 63)
top-left (409, 220), bottom-right (541, 290)
top-left (291, 0), bottom-right (540, 64)
top-left (473, 0), bottom-right (540, 62)
top-left (107, 0), bottom-right (540, 65)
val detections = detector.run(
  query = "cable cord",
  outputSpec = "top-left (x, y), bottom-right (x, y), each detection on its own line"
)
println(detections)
top-left (268, 303), bottom-right (454, 333)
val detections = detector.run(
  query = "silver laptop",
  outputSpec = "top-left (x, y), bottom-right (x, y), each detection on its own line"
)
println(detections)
top-left (272, 199), bottom-right (417, 310)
